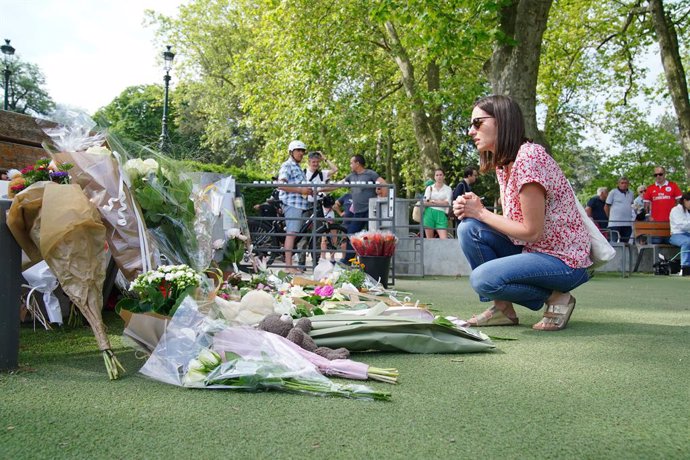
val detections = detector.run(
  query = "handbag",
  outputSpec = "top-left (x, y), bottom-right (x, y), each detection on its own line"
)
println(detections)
top-left (411, 186), bottom-right (430, 223)
top-left (412, 201), bottom-right (422, 223)
top-left (574, 195), bottom-right (616, 268)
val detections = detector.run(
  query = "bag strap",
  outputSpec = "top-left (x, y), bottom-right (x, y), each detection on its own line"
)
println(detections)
top-left (303, 168), bottom-right (323, 182)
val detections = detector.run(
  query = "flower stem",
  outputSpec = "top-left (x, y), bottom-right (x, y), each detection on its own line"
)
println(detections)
top-left (367, 367), bottom-right (399, 384)
top-left (102, 349), bottom-right (126, 380)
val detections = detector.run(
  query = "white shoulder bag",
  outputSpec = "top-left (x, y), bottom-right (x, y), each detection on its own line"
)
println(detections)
top-left (573, 189), bottom-right (616, 268)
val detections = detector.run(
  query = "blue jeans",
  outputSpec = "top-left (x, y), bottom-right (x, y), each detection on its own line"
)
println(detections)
top-left (669, 233), bottom-right (690, 267)
top-left (342, 211), bottom-right (369, 262)
top-left (458, 218), bottom-right (590, 310)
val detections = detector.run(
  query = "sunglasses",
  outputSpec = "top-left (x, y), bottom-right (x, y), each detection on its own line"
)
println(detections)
top-left (469, 116), bottom-right (494, 131)
top-left (654, 173), bottom-right (665, 177)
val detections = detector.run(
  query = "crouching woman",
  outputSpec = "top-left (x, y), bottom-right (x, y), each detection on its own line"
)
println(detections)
top-left (454, 95), bottom-right (591, 331)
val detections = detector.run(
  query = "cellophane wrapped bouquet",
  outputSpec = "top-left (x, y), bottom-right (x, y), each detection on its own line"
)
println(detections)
top-left (140, 296), bottom-right (391, 400)
top-left (43, 111), bottom-right (153, 281)
top-left (350, 230), bottom-right (398, 257)
top-left (8, 111), bottom-right (127, 379)
top-left (117, 139), bottom-right (233, 273)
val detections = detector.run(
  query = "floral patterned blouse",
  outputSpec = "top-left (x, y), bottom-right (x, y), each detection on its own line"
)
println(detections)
top-left (496, 142), bottom-right (592, 268)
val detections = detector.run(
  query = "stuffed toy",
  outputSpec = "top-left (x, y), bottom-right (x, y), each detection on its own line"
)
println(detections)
top-left (214, 289), bottom-right (276, 325)
top-left (258, 313), bottom-right (349, 360)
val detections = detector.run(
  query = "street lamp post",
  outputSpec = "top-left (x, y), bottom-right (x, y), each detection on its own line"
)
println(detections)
top-left (158, 45), bottom-right (175, 154)
top-left (2, 39), bottom-right (16, 111)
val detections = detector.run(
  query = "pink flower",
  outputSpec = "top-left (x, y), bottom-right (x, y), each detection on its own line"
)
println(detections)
top-left (315, 285), bottom-right (334, 297)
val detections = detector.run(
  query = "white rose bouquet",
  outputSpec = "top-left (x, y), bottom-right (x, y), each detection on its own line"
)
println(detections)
top-left (123, 154), bottom-right (198, 269)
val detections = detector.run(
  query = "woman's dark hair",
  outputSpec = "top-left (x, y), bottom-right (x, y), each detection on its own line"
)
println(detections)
top-left (680, 192), bottom-right (690, 213)
top-left (473, 95), bottom-right (527, 173)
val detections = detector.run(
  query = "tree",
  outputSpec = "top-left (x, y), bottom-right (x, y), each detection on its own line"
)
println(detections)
top-left (94, 83), bottom-right (228, 162)
top-left (487, 0), bottom-right (553, 147)
top-left (149, 0), bottom-right (492, 188)
top-left (605, 107), bottom-right (687, 190)
top-left (648, 0), bottom-right (690, 182)
top-left (1, 58), bottom-right (55, 116)
top-left (94, 84), bottom-right (168, 148)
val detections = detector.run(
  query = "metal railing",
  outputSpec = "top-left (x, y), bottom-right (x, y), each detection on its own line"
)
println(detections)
top-left (237, 182), bottom-right (396, 283)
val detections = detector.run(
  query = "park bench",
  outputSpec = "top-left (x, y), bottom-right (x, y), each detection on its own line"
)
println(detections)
top-left (632, 221), bottom-right (679, 273)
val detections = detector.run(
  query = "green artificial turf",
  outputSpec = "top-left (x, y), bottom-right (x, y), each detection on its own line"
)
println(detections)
top-left (1, 273), bottom-right (689, 459)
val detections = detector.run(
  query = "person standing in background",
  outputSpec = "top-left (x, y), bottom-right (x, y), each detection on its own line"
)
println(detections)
top-left (423, 169), bottom-right (453, 239)
top-left (334, 192), bottom-right (353, 225)
top-left (605, 177), bottom-right (634, 242)
top-left (341, 154), bottom-right (387, 262)
top-left (632, 185), bottom-right (647, 221)
top-left (586, 187), bottom-right (609, 229)
top-left (452, 167), bottom-right (479, 202)
top-left (277, 140), bottom-right (312, 273)
top-left (303, 151), bottom-right (338, 203)
top-left (643, 166), bottom-right (682, 243)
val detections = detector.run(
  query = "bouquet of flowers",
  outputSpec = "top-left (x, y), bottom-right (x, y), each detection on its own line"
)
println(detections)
top-left (123, 156), bottom-right (197, 267)
top-left (7, 181), bottom-right (125, 379)
top-left (215, 228), bottom-right (248, 272)
top-left (350, 230), bottom-right (398, 257)
top-left (8, 157), bottom-right (73, 197)
top-left (43, 113), bottom-right (154, 281)
top-left (116, 264), bottom-right (203, 316)
top-left (122, 150), bottom-right (233, 273)
top-left (333, 259), bottom-right (367, 289)
top-left (139, 296), bottom-right (392, 400)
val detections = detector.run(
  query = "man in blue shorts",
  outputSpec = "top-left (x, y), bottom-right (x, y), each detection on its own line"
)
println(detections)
top-left (277, 140), bottom-right (313, 272)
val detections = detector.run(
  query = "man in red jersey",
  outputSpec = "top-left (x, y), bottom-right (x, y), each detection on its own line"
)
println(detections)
top-left (643, 166), bottom-right (682, 243)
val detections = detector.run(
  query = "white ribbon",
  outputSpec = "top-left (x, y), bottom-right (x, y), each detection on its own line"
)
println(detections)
top-left (23, 285), bottom-right (51, 331)
top-left (112, 150), bottom-right (152, 273)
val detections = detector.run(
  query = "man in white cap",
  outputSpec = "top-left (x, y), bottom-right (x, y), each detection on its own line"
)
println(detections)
top-left (277, 140), bottom-right (312, 272)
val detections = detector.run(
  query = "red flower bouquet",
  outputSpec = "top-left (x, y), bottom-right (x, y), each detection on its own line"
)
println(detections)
top-left (350, 230), bottom-right (398, 257)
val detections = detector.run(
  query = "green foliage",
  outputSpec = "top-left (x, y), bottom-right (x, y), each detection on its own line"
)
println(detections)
top-left (219, 238), bottom-right (245, 269)
top-left (116, 265), bottom-right (201, 316)
top-left (335, 267), bottom-right (366, 290)
top-left (137, 0), bottom-right (690, 197)
top-left (1, 58), bottom-right (55, 116)
top-left (94, 85), bottom-right (168, 148)
top-left (604, 108), bottom-right (687, 191)
top-left (148, 0), bottom-right (492, 190)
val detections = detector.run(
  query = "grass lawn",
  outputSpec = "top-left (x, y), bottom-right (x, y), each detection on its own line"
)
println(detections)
top-left (1, 273), bottom-right (688, 459)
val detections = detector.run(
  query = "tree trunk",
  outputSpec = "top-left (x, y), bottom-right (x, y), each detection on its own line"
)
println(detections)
top-left (487, 0), bottom-right (553, 149)
top-left (426, 60), bottom-right (443, 160)
top-left (649, 0), bottom-right (690, 182)
top-left (384, 21), bottom-right (441, 178)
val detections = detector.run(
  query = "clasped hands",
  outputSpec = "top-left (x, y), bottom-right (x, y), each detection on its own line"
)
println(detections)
top-left (453, 192), bottom-right (484, 219)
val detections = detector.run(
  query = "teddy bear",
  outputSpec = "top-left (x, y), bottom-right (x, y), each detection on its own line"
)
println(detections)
top-left (258, 313), bottom-right (349, 360)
